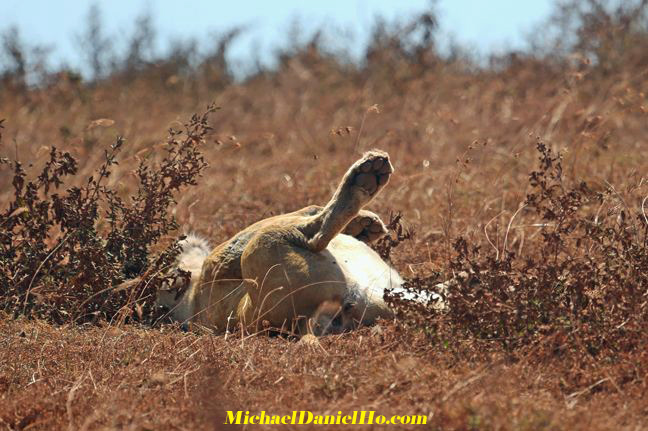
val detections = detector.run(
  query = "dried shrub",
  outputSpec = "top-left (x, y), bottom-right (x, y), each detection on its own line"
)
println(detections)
top-left (372, 211), bottom-right (413, 261)
top-left (396, 141), bottom-right (648, 361)
top-left (0, 105), bottom-right (215, 324)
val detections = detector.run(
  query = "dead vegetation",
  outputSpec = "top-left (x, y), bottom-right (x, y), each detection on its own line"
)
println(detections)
top-left (1, 1), bottom-right (647, 429)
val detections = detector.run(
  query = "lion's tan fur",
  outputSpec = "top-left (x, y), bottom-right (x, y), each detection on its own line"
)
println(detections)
top-left (158, 150), bottom-right (405, 335)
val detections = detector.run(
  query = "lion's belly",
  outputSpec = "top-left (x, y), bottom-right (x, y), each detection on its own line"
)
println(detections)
top-left (326, 234), bottom-right (402, 315)
top-left (327, 235), bottom-right (436, 312)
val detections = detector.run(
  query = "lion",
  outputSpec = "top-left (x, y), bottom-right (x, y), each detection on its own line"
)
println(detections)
top-left (157, 150), bottom-right (427, 335)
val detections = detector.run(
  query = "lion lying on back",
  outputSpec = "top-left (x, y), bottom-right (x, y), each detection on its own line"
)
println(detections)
top-left (157, 150), bottom-right (417, 335)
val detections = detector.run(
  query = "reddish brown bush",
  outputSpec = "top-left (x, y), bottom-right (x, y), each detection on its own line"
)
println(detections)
top-left (0, 106), bottom-right (214, 324)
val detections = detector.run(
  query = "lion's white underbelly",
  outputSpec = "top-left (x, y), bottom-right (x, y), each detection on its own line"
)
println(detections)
top-left (326, 234), bottom-right (402, 306)
top-left (327, 234), bottom-right (437, 306)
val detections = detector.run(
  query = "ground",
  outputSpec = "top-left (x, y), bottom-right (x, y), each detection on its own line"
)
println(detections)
top-left (2, 318), bottom-right (645, 430)
top-left (1, 5), bottom-right (647, 429)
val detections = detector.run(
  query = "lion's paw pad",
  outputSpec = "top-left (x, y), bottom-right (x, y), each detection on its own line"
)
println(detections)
top-left (352, 153), bottom-right (392, 196)
top-left (344, 212), bottom-right (387, 243)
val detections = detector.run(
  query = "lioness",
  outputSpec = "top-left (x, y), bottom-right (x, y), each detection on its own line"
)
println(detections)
top-left (158, 150), bottom-right (409, 335)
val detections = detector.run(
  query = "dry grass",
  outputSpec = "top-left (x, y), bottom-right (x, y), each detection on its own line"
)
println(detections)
top-left (1, 2), bottom-right (648, 429)
top-left (2, 318), bottom-right (645, 431)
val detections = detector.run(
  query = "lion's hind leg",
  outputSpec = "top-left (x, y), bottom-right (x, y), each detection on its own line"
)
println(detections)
top-left (240, 229), bottom-right (350, 334)
top-left (304, 150), bottom-right (392, 252)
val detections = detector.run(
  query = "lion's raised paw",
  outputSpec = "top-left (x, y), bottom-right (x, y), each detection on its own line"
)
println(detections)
top-left (352, 151), bottom-right (392, 196)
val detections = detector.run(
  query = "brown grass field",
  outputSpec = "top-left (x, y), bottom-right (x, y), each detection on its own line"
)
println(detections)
top-left (1, 2), bottom-right (647, 429)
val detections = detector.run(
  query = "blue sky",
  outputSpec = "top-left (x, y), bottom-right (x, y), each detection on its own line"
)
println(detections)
top-left (3, 0), bottom-right (554, 72)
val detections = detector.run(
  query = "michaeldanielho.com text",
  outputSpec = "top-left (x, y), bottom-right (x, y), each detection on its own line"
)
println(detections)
top-left (225, 411), bottom-right (427, 426)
